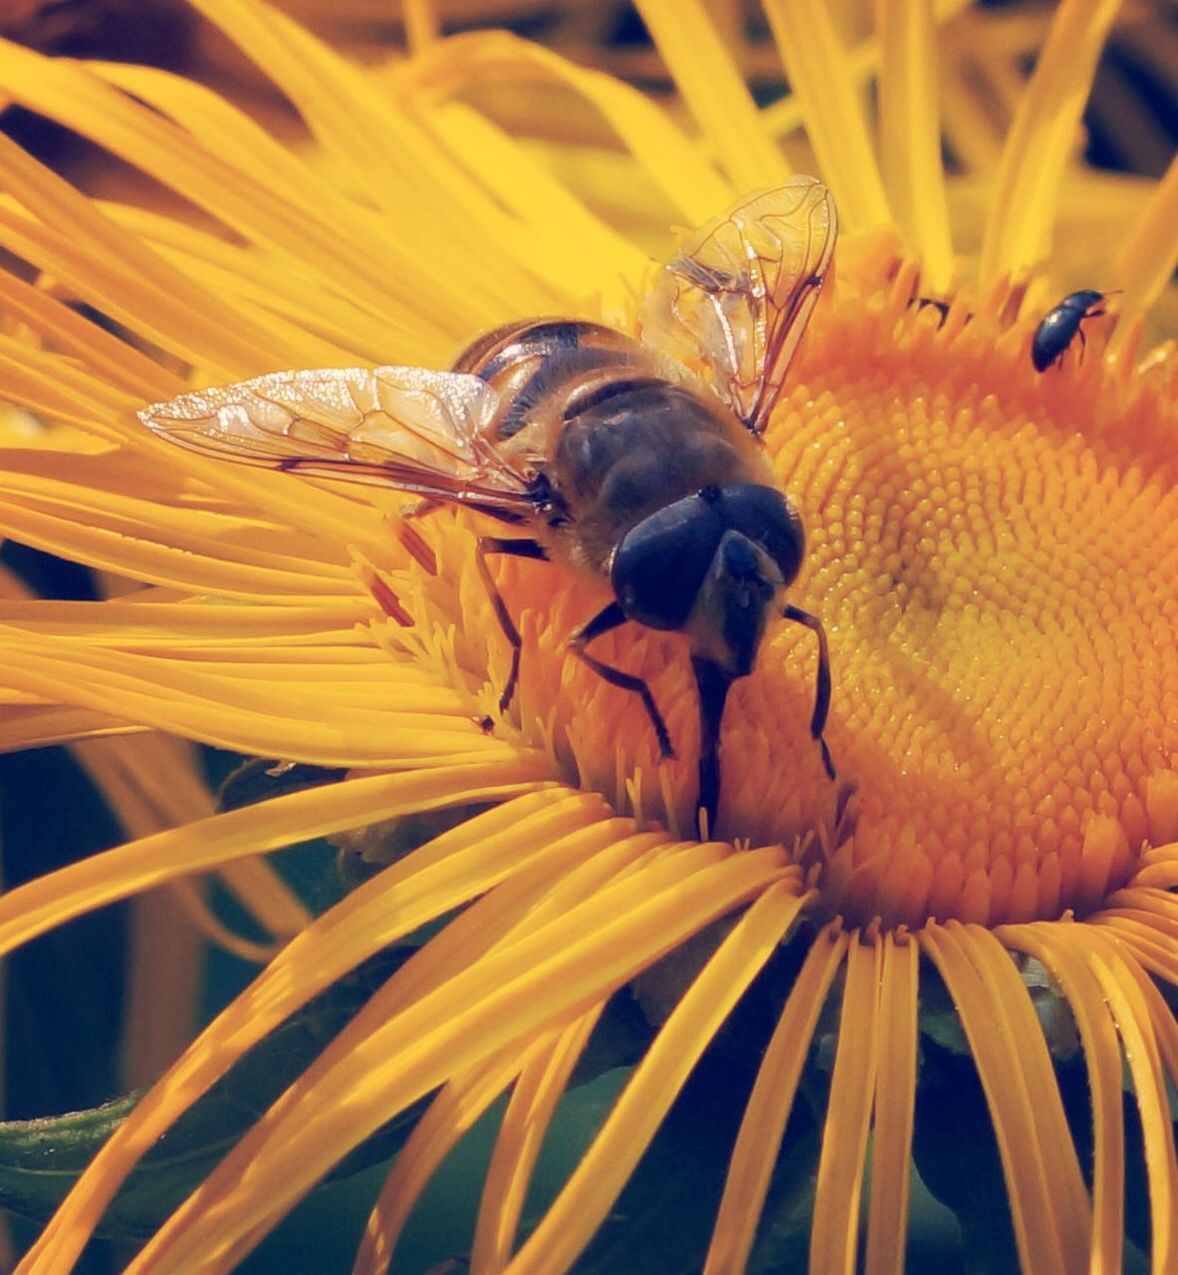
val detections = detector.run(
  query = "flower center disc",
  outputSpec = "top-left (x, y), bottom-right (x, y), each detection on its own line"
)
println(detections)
top-left (751, 296), bottom-right (1178, 926)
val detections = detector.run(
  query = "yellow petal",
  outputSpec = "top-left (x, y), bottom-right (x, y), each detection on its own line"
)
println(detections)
top-left (978, 0), bottom-right (1123, 283)
top-left (863, 933), bottom-right (919, 1275)
top-left (877, 0), bottom-right (953, 289)
top-left (999, 922), bottom-right (1126, 1272)
top-left (761, 0), bottom-right (891, 229)
top-left (353, 1041), bottom-right (537, 1275)
top-left (470, 1006), bottom-right (604, 1273)
top-left (409, 31), bottom-right (731, 225)
top-left (632, 0), bottom-right (785, 193)
top-left (509, 877), bottom-right (805, 1273)
top-left (920, 922), bottom-right (1090, 1272)
top-left (704, 924), bottom-right (848, 1275)
top-left (1079, 930), bottom-right (1178, 1267)
top-left (809, 932), bottom-right (882, 1272)
top-left (1111, 151), bottom-right (1178, 318)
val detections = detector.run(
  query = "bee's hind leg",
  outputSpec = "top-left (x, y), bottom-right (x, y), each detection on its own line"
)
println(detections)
top-left (570, 602), bottom-right (674, 759)
top-left (476, 537), bottom-right (548, 716)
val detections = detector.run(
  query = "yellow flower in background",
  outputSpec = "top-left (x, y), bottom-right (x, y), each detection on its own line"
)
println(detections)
top-left (0, 0), bottom-right (1176, 1272)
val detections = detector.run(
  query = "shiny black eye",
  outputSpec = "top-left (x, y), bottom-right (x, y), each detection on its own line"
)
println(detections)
top-left (611, 491), bottom-right (725, 629)
top-left (716, 485), bottom-right (805, 585)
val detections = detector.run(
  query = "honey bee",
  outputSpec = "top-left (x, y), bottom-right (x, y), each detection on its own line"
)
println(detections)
top-left (139, 179), bottom-right (838, 836)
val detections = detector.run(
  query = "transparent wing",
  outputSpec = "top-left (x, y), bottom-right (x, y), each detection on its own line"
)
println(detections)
top-left (641, 178), bottom-right (837, 436)
top-left (138, 365), bottom-right (535, 513)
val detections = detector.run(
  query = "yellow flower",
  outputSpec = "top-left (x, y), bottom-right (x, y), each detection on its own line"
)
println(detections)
top-left (0, 0), bottom-right (1176, 1272)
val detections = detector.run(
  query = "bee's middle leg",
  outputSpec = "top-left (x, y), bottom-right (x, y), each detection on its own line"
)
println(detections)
top-left (475, 536), bottom-right (548, 714)
top-left (570, 602), bottom-right (674, 759)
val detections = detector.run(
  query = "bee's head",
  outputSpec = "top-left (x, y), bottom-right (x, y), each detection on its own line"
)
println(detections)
top-left (610, 484), bottom-right (805, 678)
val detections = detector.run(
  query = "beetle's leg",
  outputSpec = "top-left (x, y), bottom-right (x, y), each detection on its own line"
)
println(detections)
top-left (910, 296), bottom-right (950, 329)
top-left (783, 603), bottom-right (837, 780)
top-left (692, 656), bottom-right (733, 840)
top-left (476, 537), bottom-right (548, 714)
top-left (570, 602), bottom-right (674, 758)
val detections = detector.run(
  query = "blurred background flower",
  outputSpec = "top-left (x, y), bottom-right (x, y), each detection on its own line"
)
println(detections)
top-left (0, 1), bottom-right (1174, 1272)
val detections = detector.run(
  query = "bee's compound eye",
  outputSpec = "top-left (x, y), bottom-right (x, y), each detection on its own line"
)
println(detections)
top-left (717, 485), bottom-right (805, 586)
top-left (611, 492), bottom-right (725, 630)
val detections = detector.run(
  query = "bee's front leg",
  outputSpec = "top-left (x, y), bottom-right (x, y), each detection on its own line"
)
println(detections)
top-left (782, 603), bottom-right (836, 781)
top-left (569, 603), bottom-right (675, 759)
top-left (475, 537), bottom-right (548, 715)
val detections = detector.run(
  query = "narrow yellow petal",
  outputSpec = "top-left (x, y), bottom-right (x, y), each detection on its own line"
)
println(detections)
top-left (165, 878), bottom-right (285, 965)
top-left (1111, 152), bottom-right (1178, 318)
top-left (0, 265), bottom-right (177, 401)
top-left (0, 355), bottom-right (381, 572)
top-left (411, 32), bottom-right (731, 224)
top-left (863, 933), bottom-right (919, 1275)
top-left (0, 130), bottom-right (282, 377)
top-left (1127, 847), bottom-right (1178, 890)
top-left (0, 501), bottom-right (355, 601)
top-left (920, 922), bottom-right (1090, 1273)
top-left (412, 99), bottom-right (648, 308)
top-left (373, 827), bottom-right (674, 1016)
top-left (965, 926), bottom-right (1094, 1250)
top-left (121, 889), bottom-right (203, 1087)
top-left (0, 705), bottom-right (141, 752)
top-left (978, 0), bottom-right (1123, 283)
top-left (1105, 883), bottom-right (1178, 923)
top-left (937, 37), bottom-right (1005, 172)
top-left (0, 422), bottom-right (396, 574)
top-left (632, 0), bottom-right (786, 193)
top-left (0, 336), bottom-right (145, 426)
top-left (0, 635), bottom-right (521, 766)
top-left (1112, 955), bottom-right (1178, 1100)
top-left (471, 1006), bottom-right (604, 1273)
top-left (999, 923), bottom-right (1125, 1273)
top-left (70, 734), bottom-right (209, 832)
top-left (0, 764), bottom-right (551, 961)
top-left (353, 1045), bottom-right (533, 1275)
top-left (760, 0), bottom-right (973, 144)
top-left (88, 60), bottom-right (359, 222)
top-left (704, 925), bottom-right (848, 1275)
top-left (97, 201), bottom-right (429, 368)
top-left (877, 0), bottom-right (954, 289)
top-left (761, 0), bottom-right (891, 229)
top-left (0, 597), bottom-right (376, 647)
top-left (1079, 931), bottom-right (1178, 1268)
top-left (1091, 912), bottom-right (1178, 984)
top-left (510, 880), bottom-right (805, 1274)
top-left (216, 859), bottom-right (313, 943)
top-left (809, 933), bottom-right (883, 1272)
top-left (71, 731), bottom-right (313, 943)
top-left (403, 0), bottom-right (438, 54)
top-left (0, 450), bottom-right (354, 577)
top-left (74, 729), bottom-right (291, 977)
